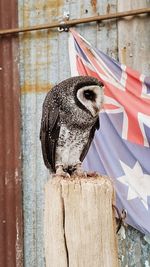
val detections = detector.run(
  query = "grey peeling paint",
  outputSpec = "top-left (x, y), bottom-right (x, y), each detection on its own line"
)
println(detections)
top-left (118, 226), bottom-right (150, 267)
top-left (118, 0), bottom-right (150, 74)
top-left (21, 93), bottom-right (48, 267)
top-left (19, 0), bottom-right (150, 266)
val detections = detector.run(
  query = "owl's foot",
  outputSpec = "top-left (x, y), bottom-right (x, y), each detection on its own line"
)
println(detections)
top-left (73, 163), bottom-right (87, 178)
top-left (55, 165), bottom-right (70, 178)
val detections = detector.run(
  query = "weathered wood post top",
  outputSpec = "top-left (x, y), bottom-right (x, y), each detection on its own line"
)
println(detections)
top-left (44, 174), bottom-right (119, 267)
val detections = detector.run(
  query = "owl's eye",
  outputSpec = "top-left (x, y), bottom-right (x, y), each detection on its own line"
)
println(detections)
top-left (84, 90), bottom-right (96, 101)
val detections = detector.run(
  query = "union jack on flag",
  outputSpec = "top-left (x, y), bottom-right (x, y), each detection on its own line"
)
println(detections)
top-left (69, 29), bottom-right (150, 234)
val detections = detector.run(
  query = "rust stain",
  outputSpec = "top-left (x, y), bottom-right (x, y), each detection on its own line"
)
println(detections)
top-left (0, 1), bottom-right (23, 266)
top-left (121, 47), bottom-right (127, 65)
top-left (19, 0), bottom-right (64, 100)
top-left (36, 30), bottom-right (57, 39)
top-left (20, 0), bottom-right (64, 28)
top-left (90, 0), bottom-right (97, 13)
top-left (21, 83), bottom-right (53, 93)
top-left (107, 3), bottom-right (111, 14)
top-left (19, 1), bottom-right (61, 96)
top-left (20, 3), bottom-right (30, 27)
top-left (43, 0), bottom-right (64, 10)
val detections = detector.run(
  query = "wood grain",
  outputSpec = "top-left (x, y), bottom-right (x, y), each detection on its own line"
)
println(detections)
top-left (44, 175), bottom-right (118, 267)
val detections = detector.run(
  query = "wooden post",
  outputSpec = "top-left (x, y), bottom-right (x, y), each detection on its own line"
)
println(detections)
top-left (44, 175), bottom-right (119, 267)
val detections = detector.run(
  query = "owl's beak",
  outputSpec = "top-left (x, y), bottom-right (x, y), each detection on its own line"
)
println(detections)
top-left (92, 105), bottom-right (100, 117)
top-left (94, 106), bottom-right (99, 114)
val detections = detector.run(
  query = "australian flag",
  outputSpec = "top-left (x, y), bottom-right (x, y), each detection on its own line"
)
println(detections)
top-left (69, 28), bottom-right (150, 235)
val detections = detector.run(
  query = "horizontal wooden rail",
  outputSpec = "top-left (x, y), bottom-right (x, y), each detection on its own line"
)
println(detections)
top-left (0, 8), bottom-right (150, 36)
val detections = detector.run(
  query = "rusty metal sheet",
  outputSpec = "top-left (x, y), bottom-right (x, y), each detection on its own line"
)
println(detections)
top-left (19, 1), bottom-right (67, 266)
top-left (0, 0), bottom-right (23, 266)
top-left (18, 0), bottom-right (150, 266)
top-left (118, 0), bottom-right (150, 75)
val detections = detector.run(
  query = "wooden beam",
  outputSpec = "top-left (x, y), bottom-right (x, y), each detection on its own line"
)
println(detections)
top-left (0, 8), bottom-right (150, 36)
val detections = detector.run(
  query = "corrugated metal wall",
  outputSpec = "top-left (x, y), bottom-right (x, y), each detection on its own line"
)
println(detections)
top-left (18, 0), bottom-right (150, 266)
top-left (0, 0), bottom-right (23, 266)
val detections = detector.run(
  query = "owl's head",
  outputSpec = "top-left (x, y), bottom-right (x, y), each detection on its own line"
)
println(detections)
top-left (76, 83), bottom-right (104, 117)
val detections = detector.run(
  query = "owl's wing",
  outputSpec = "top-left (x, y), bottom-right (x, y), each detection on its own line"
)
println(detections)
top-left (80, 117), bottom-right (100, 162)
top-left (40, 92), bottom-right (60, 172)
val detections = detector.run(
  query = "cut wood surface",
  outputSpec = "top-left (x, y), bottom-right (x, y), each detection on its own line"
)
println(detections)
top-left (44, 175), bottom-right (118, 267)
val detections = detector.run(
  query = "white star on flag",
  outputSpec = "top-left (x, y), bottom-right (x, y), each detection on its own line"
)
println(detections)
top-left (117, 161), bottom-right (150, 210)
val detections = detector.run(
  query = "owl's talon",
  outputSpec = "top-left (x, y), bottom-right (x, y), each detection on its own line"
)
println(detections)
top-left (73, 163), bottom-right (87, 178)
top-left (55, 165), bottom-right (70, 178)
top-left (53, 172), bottom-right (70, 178)
top-left (60, 172), bottom-right (70, 178)
top-left (54, 171), bottom-right (70, 178)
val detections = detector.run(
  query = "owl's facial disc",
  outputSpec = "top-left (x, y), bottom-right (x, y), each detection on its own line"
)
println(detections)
top-left (77, 85), bottom-right (104, 117)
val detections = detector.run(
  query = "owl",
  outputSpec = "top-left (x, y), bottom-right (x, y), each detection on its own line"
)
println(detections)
top-left (40, 76), bottom-right (104, 177)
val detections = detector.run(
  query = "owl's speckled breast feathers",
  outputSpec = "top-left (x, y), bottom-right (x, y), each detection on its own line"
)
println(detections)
top-left (40, 76), bottom-right (104, 176)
